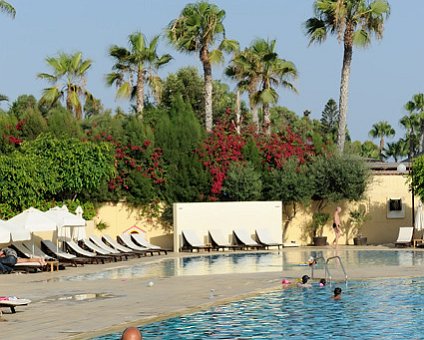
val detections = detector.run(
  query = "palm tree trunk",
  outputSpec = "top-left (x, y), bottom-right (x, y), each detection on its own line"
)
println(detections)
top-left (235, 89), bottom-right (241, 134)
top-left (263, 103), bottom-right (271, 135)
top-left (136, 67), bottom-right (144, 118)
top-left (248, 82), bottom-right (259, 133)
top-left (200, 47), bottom-right (213, 132)
top-left (337, 30), bottom-right (353, 153)
top-left (420, 120), bottom-right (424, 153)
top-left (379, 137), bottom-right (384, 160)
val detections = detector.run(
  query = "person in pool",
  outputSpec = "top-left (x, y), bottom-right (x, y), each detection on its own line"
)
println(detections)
top-left (333, 287), bottom-right (342, 300)
top-left (121, 326), bottom-right (143, 340)
top-left (319, 278), bottom-right (326, 287)
top-left (297, 275), bottom-right (312, 288)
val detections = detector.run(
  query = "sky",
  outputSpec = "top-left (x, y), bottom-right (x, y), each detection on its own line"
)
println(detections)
top-left (0, 1), bottom-right (422, 143)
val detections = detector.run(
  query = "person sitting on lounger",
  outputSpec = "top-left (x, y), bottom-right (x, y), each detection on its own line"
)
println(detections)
top-left (121, 326), bottom-right (143, 340)
top-left (0, 247), bottom-right (46, 273)
top-left (0, 248), bottom-right (18, 273)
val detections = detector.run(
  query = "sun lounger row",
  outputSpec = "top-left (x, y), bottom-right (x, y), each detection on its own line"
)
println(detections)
top-left (39, 233), bottom-right (168, 266)
top-left (181, 228), bottom-right (282, 252)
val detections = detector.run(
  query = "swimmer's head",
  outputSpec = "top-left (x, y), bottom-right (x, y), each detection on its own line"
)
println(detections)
top-left (319, 278), bottom-right (326, 287)
top-left (334, 287), bottom-right (342, 296)
top-left (301, 275), bottom-right (310, 284)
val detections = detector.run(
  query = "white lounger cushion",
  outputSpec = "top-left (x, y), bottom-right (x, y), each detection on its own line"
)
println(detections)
top-left (131, 233), bottom-right (160, 250)
top-left (396, 227), bottom-right (413, 243)
top-left (209, 229), bottom-right (232, 246)
top-left (255, 228), bottom-right (282, 245)
top-left (233, 229), bottom-right (261, 246)
top-left (181, 230), bottom-right (207, 247)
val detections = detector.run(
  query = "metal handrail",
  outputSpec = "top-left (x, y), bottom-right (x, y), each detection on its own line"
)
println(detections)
top-left (310, 256), bottom-right (328, 279)
top-left (326, 256), bottom-right (348, 282)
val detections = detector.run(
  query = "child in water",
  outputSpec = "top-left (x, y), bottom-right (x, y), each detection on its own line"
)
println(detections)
top-left (319, 278), bottom-right (326, 287)
top-left (297, 275), bottom-right (312, 288)
top-left (333, 287), bottom-right (342, 300)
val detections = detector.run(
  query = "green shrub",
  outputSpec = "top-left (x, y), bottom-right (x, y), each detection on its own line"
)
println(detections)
top-left (221, 162), bottom-right (262, 201)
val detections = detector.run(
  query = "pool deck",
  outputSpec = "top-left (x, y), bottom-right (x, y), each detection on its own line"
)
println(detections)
top-left (1, 245), bottom-right (424, 339)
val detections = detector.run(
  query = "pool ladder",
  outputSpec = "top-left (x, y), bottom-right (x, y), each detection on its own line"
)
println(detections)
top-left (310, 256), bottom-right (348, 283)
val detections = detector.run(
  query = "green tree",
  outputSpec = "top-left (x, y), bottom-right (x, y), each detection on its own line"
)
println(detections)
top-left (384, 140), bottom-right (407, 162)
top-left (21, 134), bottom-right (115, 200)
top-left (167, 1), bottom-right (238, 132)
top-left (360, 140), bottom-right (379, 159)
top-left (221, 162), bottom-right (262, 201)
top-left (310, 154), bottom-right (370, 211)
top-left (161, 67), bottom-right (204, 115)
top-left (9, 95), bottom-right (38, 119)
top-left (402, 93), bottom-right (424, 155)
top-left (0, 1), bottom-right (15, 18)
top-left (252, 39), bottom-right (297, 135)
top-left (368, 121), bottom-right (395, 160)
top-left (155, 95), bottom-right (209, 203)
top-left (37, 52), bottom-right (93, 120)
top-left (106, 32), bottom-right (172, 118)
top-left (46, 107), bottom-right (84, 139)
top-left (305, 0), bottom-right (390, 152)
top-left (225, 45), bottom-right (261, 129)
top-left (320, 98), bottom-right (339, 142)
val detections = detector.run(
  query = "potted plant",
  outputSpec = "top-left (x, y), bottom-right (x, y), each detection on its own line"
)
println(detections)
top-left (349, 206), bottom-right (368, 245)
top-left (311, 212), bottom-right (330, 246)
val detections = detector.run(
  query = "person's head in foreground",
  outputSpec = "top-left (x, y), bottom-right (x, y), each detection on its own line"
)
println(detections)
top-left (301, 275), bottom-right (310, 284)
top-left (319, 278), bottom-right (326, 287)
top-left (333, 287), bottom-right (342, 300)
top-left (121, 327), bottom-right (143, 340)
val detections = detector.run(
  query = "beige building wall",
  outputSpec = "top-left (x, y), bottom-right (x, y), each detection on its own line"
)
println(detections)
top-left (25, 172), bottom-right (412, 251)
top-left (283, 173), bottom-right (416, 245)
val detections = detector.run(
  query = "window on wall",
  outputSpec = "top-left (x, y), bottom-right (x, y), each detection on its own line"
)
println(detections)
top-left (387, 198), bottom-right (405, 219)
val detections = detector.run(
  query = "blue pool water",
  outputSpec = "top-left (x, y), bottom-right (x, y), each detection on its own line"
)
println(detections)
top-left (51, 249), bottom-right (424, 282)
top-left (94, 276), bottom-right (424, 339)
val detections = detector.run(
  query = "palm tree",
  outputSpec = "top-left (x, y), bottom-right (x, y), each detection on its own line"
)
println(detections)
top-left (252, 39), bottom-right (298, 135)
top-left (305, 0), bottom-right (390, 153)
top-left (0, 1), bottom-right (15, 18)
top-left (403, 93), bottom-right (424, 154)
top-left (106, 32), bottom-right (172, 118)
top-left (38, 52), bottom-right (92, 120)
top-left (384, 140), bottom-right (407, 162)
top-left (369, 121), bottom-right (395, 160)
top-left (226, 39), bottom-right (297, 134)
top-left (167, 1), bottom-right (238, 132)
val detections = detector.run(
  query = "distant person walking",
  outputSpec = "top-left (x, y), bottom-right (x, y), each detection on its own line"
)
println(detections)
top-left (332, 207), bottom-right (342, 248)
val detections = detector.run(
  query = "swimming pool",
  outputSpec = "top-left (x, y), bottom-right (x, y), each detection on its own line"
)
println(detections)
top-left (53, 249), bottom-right (424, 282)
top-left (94, 276), bottom-right (424, 339)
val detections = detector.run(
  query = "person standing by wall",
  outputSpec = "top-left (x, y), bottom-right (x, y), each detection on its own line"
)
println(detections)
top-left (332, 207), bottom-right (342, 248)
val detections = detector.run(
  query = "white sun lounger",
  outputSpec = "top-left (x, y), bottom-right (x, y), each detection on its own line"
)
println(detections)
top-left (395, 227), bottom-right (413, 247)
top-left (117, 234), bottom-right (154, 255)
top-left (130, 233), bottom-right (167, 254)
top-left (181, 230), bottom-right (211, 252)
top-left (82, 238), bottom-right (127, 261)
top-left (90, 235), bottom-right (133, 258)
top-left (0, 297), bottom-right (31, 314)
top-left (41, 240), bottom-right (88, 266)
top-left (255, 228), bottom-right (283, 249)
top-left (233, 229), bottom-right (264, 249)
top-left (208, 229), bottom-right (242, 251)
top-left (64, 240), bottom-right (111, 263)
top-left (102, 235), bottom-right (142, 255)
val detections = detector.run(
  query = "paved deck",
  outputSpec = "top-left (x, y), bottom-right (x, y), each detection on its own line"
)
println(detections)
top-left (1, 246), bottom-right (423, 339)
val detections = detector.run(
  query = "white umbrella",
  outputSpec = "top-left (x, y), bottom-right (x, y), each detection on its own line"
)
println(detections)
top-left (415, 201), bottom-right (424, 234)
top-left (73, 206), bottom-right (87, 241)
top-left (6, 207), bottom-right (56, 253)
top-left (0, 220), bottom-right (31, 243)
top-left (45, 205), bottom-right (86, 242)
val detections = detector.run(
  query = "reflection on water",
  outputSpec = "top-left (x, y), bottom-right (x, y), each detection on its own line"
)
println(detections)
top-left (42, 250), bottom-right (424, 283)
